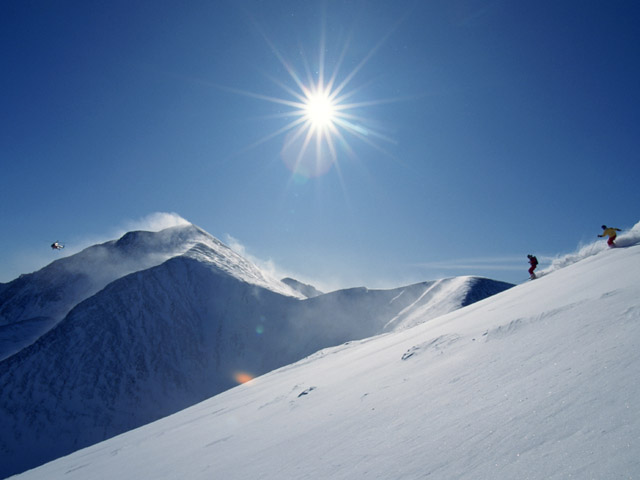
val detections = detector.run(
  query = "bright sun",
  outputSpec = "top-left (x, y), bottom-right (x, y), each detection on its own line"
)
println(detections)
top-left (304, 90), bottom-right (336, 129)
top-left (228, 24), bottom-right (397, 179)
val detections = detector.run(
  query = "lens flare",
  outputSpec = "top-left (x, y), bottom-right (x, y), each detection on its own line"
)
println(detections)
top-left (234, 372), bottom-right (255, 384)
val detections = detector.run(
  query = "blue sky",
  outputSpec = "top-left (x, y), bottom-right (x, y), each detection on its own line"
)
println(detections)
top-left (1, 0), bottom-right (639, 289)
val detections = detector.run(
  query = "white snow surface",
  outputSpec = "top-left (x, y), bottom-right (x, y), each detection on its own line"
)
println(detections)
top-left (12, 222), bottom-right (640, 480)
top-left (384, 275), bottom-right (472, 331)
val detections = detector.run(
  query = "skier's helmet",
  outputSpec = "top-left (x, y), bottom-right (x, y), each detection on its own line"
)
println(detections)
top-left (602, 225), bottom-right (607, 229)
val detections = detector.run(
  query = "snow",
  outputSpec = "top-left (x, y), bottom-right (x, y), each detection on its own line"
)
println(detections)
top-left (384, 275), bottom-right (471, 330)
top-left (0, 225), bottom-right (511, 478)
top-left (10, 222), bottom-right (640, 480)
top-left (180, 239), bottom-right (303, 298)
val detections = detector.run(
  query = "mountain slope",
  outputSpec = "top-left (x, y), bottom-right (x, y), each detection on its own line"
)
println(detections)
top-left (12, 237), bottom-right (640, 480)
top-left (0, 252), bottom-right (302, 476)
top-left (0, 224), bottom-right (301, 361)
top-left (383, 275), bottom-right (509, 331)
top-left (0, 225), bottom-right (207, 326)
top-left (0, 226), bottom-right (512, 478)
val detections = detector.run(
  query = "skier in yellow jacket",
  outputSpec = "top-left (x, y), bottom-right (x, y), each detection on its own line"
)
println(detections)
top-left (598, 225), bottom-right (621, 247)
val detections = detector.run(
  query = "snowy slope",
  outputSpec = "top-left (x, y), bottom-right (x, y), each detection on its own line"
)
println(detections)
top-left (11, 224), bottom-right (640, 480)
top-left (383, 275), bottom-right (504, 331)
top-left (0, 226), bottom-right (511, 478)
top-left (287, 277), bottom-right (512, 343)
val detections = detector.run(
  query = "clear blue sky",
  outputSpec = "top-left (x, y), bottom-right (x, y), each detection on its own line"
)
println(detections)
top-left (2, 0), bottom-right (639, 289)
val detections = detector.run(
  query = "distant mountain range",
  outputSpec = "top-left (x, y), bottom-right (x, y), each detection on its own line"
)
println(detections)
top-left (0, 223), bottom-right (512, 477)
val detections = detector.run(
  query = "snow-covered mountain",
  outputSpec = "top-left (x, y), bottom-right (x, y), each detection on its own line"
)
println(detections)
top-left (0, 224), bottom-right (302, 361)
top-left (9, 222), bottom-right (640, 480)
top-left (0, 223), bottom-right (511, 478)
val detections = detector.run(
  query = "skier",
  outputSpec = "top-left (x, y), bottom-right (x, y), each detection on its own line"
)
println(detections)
top-left (51, 242), bottom-right (64, 250)
top-left (527, 254), bottom-right (538, 279)
top-left (598, 225), bottom-right (621, 247)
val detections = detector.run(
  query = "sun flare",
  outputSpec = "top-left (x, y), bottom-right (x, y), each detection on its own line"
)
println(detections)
top-left (227, 21), bottom-right (399, 180)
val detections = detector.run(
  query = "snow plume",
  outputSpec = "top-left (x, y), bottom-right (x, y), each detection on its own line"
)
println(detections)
top-left (224, 234), bottom-right (294, 286)
top-left (618, 220), bottom-right (640, 246)
top-left (541, 220), bottom-right (640, 275)
top-left (58, 213), bottom-right (190, 259)
top-left (121, 212), bottom-right (190, 233)
top-left (0, 213), bottom-right (190, 283)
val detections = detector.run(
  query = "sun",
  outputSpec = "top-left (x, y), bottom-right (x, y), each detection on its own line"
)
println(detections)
top-left (304, 89), bottom-right (337, 129)
top-left (224, 20), bottom-right (400, 180)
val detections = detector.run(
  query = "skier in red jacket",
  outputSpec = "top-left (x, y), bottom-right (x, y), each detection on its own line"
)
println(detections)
top-left (527, 254), bottom-right (538, 279)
